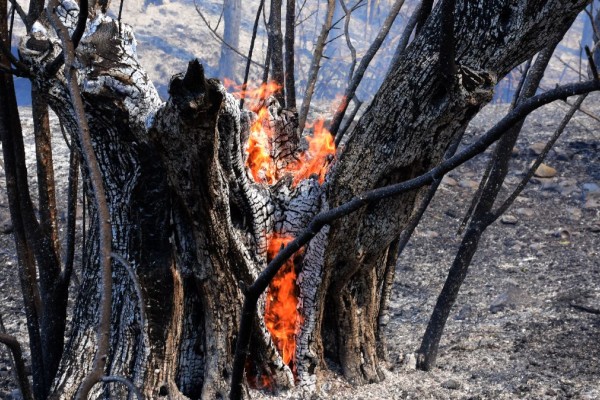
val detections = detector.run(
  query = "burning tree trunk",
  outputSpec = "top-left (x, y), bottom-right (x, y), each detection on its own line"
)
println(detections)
top-left (12, 0), bottom-right (590, 398)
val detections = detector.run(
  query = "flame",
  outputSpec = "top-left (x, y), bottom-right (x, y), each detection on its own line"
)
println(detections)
top-left (246, 107), bottom-right (277, 184)
top-left (224, 80), bottom-right (337, 187)
top-left (264, 234), bottom-right (303, 368)
top-left (284, 118), bottom-right (336, 186)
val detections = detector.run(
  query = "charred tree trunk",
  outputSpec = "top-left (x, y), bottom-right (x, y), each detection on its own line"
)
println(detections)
top-left (12, 0), bottom-right (590, 398)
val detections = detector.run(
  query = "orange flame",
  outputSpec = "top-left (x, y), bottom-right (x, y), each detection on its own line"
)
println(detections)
top-left (225, 81), bottom-right (337, 187)
top-left (284, 118), bottom-right (336, 186)
top-left (264, 234), bottom-right (303, 368)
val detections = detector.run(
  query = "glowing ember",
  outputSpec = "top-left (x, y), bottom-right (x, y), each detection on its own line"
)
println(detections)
top-left (224, 80), bottom-right (336, 187)
top-left (264, 234), bottom-right (303, 368)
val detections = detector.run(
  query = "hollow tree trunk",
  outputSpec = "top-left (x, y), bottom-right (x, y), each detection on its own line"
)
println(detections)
top-left (17, 0), bottom-right (589, 398)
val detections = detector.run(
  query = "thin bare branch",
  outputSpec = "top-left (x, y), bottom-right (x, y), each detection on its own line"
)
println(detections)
top-left (0, 332), bottom-right (35, 400)
top-left (297, 0), bottom-right (336, 134)
top-left (491, 94), bottom-right (587, 222)
top-left (7, 0), bottom-right (27, 28)
top-left (46, 1), bottom-right (113, 398)
top-left (339, 0), bottom-right (357, 82)
top-left (240, 0), bottom-right (265, 108)
top-left (330, 0), bottom-right (406, 141)
top-left (194, 0), bottom-right (265, 69)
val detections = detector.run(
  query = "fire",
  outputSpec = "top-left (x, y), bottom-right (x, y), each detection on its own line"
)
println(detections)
top-left (224, 80), bottom-right (336, 186)
top-left (284, 119), bottom-right (336, 186)
top-left (246, 107), bottom-right (277, 184)
top-left (264, 234), bottom-right (303, 368)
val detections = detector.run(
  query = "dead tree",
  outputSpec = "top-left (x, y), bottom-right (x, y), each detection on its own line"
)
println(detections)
top-left (0, 0), bottom-right (594, 398)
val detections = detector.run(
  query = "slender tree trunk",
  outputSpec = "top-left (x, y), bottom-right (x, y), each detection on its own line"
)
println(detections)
top-left (268, 0), bottom-right (286, 105)
top-left (219, 0), bottom-right (242, 81)
top-left (417, 40), bottom-right (558, 371)
top-left (284, 0), bottom-right (296, 109)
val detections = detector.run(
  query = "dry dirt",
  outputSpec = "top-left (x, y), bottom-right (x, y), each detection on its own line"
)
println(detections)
top-left (1, 98), bottom-right (599, 399)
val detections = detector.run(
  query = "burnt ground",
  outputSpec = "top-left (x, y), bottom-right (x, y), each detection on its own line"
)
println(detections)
top-left (1, 99), bottom-right (599, 399)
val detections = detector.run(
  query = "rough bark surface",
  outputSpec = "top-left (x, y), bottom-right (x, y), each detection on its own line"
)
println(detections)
top-left (12, 0), bottom-right (590, 398)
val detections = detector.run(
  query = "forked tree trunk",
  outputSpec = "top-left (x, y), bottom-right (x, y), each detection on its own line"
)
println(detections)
top-left (16, 0), bottom-right (588, 398)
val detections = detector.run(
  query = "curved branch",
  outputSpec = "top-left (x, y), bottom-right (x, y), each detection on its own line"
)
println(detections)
top-left (230, 78), bottom-right (600, 400)
top-left (100, 375), bottom-right (143, 399)
top-left (0, 332), bottom-right (35, 400)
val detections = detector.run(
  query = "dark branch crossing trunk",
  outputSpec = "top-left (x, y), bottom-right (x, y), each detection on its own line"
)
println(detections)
top-left (7, 0), bottom-right (591, 397)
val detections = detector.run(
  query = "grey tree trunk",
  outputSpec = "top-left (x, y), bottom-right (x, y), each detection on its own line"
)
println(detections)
top-left (219, 0), bottom-right (242, 82)
top-left (15, 0), bottom-right (589, 398)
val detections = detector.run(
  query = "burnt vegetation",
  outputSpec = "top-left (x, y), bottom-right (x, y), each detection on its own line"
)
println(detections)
top-left (0, 0), bottom-right (599, 399)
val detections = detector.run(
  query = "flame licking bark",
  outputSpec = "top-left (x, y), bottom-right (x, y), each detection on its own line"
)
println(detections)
top-left (225, 80), bottom-right (336, 186)
top-left (264, 234), bottom-right (303, 369)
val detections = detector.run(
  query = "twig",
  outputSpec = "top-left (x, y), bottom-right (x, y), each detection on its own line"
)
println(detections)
top-left (7, 0), bottom-right (27, 29)
top-left (339, 0), bottom-right (357, 82)
top-left (230, 79), bottom-right (600, 400)
top-left (336, 96), bottom-right (362, 143)
top-left (585, 45), bottom-right (599, 80)
top-left (194, 0), bottom-right (265, 69)
top-left (387, 1), bottom-right (423, 74)
top-left (46, 0), bottom-right (89, 77)
top-left (240, 0), bottom-right (265, 109)
top-left (297, 0), bottom-right (336, 133)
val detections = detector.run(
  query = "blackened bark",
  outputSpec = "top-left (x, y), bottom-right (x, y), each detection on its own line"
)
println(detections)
top-left (284, 0), bottom-right (296, 109)
top-left (268, 0), bottom-right (286, 105)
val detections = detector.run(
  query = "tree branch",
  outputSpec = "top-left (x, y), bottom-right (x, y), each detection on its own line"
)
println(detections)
top-left (240, 0), bottom-right (265, 108)
top-left (46, 1), bottom-right (114, 397)
top-left (297, 0), bottom-right (336, 134)
top-left (490, 93), bottom-right (587, 222)
top-left (0, 332), bottom-right (35, 400)
top-left (330, 0), bottom-right (406, 140)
